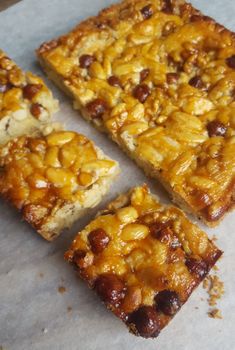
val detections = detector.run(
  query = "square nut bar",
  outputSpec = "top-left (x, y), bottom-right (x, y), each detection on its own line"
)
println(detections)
top-left (0, 130), bottom-right (119, 241)
top-left (37, 0), bottom-right (235, 226)
top-left (0, 49), bottom-right (58, 145)
top-left (65, 185), bottom-right (222, 338)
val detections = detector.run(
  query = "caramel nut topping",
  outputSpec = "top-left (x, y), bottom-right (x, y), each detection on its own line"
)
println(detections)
top-left (128, 306), bottom-right (160, 338)
top-left (140, 5), bottom-right (153, 20)
top-left (155, 290), bottom-right (181, 316)
top-left (226, 55), bottom-right (235, 69)
top-left (86, 98), bottom-right (108, 118)
top-left (133, 84), bottom-right (150, 103)
top-left (207, 121), bottom-right (227, 137)
top-left (95, 274), bottom-right (126, 304)
top-left (30, 103), bottom-right (43, 117)
top-left (23, 84), bottom-right (42, 100)
top-left (79, 54), bottom-right (95, 68)
top-left (166, 73), bottom-right (179, 85)
top-left (189, 76), bottom-right (204, 89)
top-left (88, 228), bottom-right (110, 254)
top-left (108, 75), bottom-right (122, 88)
top-left (140, 69), bottom-right (150, 82)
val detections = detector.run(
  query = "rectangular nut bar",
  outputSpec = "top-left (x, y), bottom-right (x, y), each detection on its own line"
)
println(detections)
top-left (37, 0), bottom-right (235, 226)
top-left (0, 49), bottom-right (58, 145)
top-left (65, 185), bottom-right (222, 338)
top-left (0, 130), bottom-right (119, 240)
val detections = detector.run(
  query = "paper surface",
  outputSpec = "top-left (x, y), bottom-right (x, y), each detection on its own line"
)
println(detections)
top-left (0, 0), bottom-right (235, 349)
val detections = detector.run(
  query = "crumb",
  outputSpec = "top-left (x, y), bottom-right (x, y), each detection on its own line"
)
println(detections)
top-left (67, 306), bottom-right (72, 312)
top-left (208, 309), bottom-right (222, 319)
top-left (203, 272), bottom-right (224, 319)
top-left (39, 272), bottom-right (44, 278)
top-left (200, 298), bottom-right (204, 301)
top-left (42, 328), bottom-right (48, 334)
top-left (195, 307), bottom-right (199, 310)
top-left (58, 285), bottom-right (66, 294)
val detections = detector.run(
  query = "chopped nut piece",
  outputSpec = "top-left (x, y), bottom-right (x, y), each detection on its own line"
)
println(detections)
top-left (65, 186), bottom-right (222, 338)
top-left (79, 54), bottom-right (95, 68)
top-left (133, 84), bottom-right (150, 103)
top-left (140, 5), bottom-right (153, 20)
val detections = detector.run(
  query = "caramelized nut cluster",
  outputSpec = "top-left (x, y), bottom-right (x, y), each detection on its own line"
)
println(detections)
top-left (0, 131), bottom-right (117, 232)
top-left (0, 49), bottom-right (57, 128)
top-left (38, 0), bottom-right (235, 225)
top-left (65, 186), bottom-right (222, 338)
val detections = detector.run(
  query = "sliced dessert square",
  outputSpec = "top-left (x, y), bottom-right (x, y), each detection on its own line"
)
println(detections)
top-left (37, 0), bottom-right (235, 226)
top-left (65, 185), bottom-right (222, 338)
top-left (0, 129), bottom-right (119, 240)
top-left (0, 49), bottom-right (58, 144)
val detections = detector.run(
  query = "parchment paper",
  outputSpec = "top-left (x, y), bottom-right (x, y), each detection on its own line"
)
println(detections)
top-left (0, 1), bottom-right (234, 349)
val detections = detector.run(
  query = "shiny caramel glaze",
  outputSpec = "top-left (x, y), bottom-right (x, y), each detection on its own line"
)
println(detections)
top-left (0, 50), bottom-right (58, 143)
top-left (0, 130), bottom-right (118, 240)
top-left (65, 185), bottom-right (222, 338)
top-left (37, 0), bottom-right (235, 226)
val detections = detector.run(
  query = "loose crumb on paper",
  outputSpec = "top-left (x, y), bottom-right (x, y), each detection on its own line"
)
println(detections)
top-left (203, 272), bottom-right (225, 319)
top-left (67, 306), bottom-right (72, 313)
top-left (58, 285), bottom-right (66, 294)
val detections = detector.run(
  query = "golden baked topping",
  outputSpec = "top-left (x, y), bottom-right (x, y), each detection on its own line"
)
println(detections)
top-left (65, 186), bottom-right (222, 338)
top-left (0, 130), bottom-right (118, 240)
top-left (37, 0), bottom-right (235, 226)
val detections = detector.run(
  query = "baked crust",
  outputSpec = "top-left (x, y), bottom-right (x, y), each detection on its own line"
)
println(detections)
top-left (37, 0), bottom-right (235, 227)
top-left (0, 130), bottom-right (119, 240)
top-left (65, 185), bottom-right (222, 338)
top-left (0, 49), bottom-right (59, 145)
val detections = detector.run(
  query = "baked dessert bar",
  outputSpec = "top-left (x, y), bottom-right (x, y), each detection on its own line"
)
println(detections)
top-left (65, 185), bottom-right (222, 338)
top-left (0, 130), bottom-right (119, 240)
top-left (0, 49), bottom-right (58, 145)
top-left (37, 0), bottom-right (235, 227)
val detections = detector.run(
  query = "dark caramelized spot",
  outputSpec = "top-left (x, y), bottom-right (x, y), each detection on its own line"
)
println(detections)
top-left (140, 5), bottom-right (153, 20)
top-left (86, 98), bottom-right (108, 118)
top-left (94, 274), bottom-right (126, 304)
top-left (133, 84), bottom-right (150, 103)
top-left (162, 0), bottom-right (173, 14)
top-left (79, 54), bottom-right (95, 68)
top-left (166, 72), bottom-right (179, 84)
top-left (189, 76), bottom-right (204, 89)
top-left (155, 290), bottom-right (181, 316)
top-left (226, 55), bottom-right (235, 69)
top-left (186, 258), bottom-right (208, 278)
top-left (30, 103), bottom-right (43, 118)
top-left (128, 306), bottom-right (160, 338)
top-left (88, 228), bottom-right (110, 254)
top-left (207, 121), bottom-right (227, 137)
top-left (140, 68), bottom-right (150, 82)
top-left (108, 75), bottom-right (122, 88)
top-left (23, 84), bottom-right (42, 100)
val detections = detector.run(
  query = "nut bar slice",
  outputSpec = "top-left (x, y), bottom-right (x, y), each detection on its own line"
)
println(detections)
top-left (0, 130), bottom-right (119, 240)
top-left (37, 0), bottom-right (235, 226)
top-left (65, 185), bottom-right (222, 338)
top-left (0, 49), bottom-right (58, 145)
